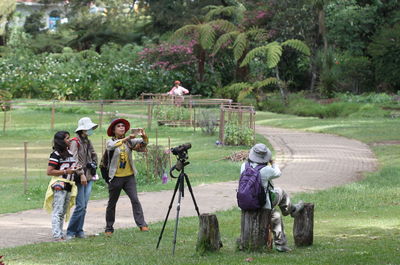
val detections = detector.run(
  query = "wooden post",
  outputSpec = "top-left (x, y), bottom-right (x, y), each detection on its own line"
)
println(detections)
top-left (293, 203), bottom-right (314, 246)
top-left (196, 213), bottom-right (223, 253)
top-left (24, 141), bottom-right (28, 194)
top-left (99, 101), bottom-right (104, 129)
top-left (193, 106), bottom-right (196, 132)
top-left (168, 136), bottom-right (172, 169)
top-left (219, 106), bottom-right (225, 144)
top-left (238, 209), bottom-right (272, 252)
top-left (147, 103), bottom-right (152, 131)
top-left (50, 101), bottom-right (55, 130)
top-left (3, 110), bottom-right (6, 134)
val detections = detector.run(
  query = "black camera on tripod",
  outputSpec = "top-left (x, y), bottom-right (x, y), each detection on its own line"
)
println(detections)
top-left (171, 143), bottom-right (191, 156)
top-left (170, 143), bottom-right (191, 176)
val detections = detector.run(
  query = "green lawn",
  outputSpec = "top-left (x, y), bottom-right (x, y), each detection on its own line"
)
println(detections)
top-left (1, 109), bottom-right (400, 265)
top-left (0, 107), bottom-right (266, 214)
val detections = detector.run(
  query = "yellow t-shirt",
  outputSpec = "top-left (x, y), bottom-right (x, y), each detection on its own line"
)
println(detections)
top-left (114, 143), bottom-right (134, 177)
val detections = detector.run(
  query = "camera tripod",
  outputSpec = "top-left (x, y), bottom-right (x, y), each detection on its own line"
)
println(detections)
top-left (156, 154), bottom-right (200, 255)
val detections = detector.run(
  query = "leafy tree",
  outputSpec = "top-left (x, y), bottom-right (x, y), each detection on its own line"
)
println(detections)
top-left (23, 12), bottom-right (46, 37)
top-left (326, 0), bottom-right (377, 56)
top-left (171, 19), bottom-right (236, 81)
top-left (0, 0), bottom-right (16, 45)
top-left (368, 23), bottom-right (400, 91)
top-left (239, 39), bottom-right (310, 105)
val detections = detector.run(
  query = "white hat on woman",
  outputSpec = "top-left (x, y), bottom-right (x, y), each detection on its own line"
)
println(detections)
top-left (75, 117), bottom-right (98, 132)
top-left (248, 143), bottom-right (272, 164)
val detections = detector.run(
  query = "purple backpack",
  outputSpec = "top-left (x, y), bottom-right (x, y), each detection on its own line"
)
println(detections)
top-left (237, 162), bottom-right (267, 210)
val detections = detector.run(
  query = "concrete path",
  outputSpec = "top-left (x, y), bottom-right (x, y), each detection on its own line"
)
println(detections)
top-left (0, 126), bottom-right (377, 249)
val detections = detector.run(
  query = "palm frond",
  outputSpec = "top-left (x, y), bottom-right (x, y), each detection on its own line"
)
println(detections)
top-left (240, 46), bottom-right (268, 67)
top-left (246, 26), bottom-right (268, 41)
top-left (282, 39), bottom-right (311, 56)
top-left (199, 23), bottom-right (216, 49)
top-left (213, 31), bottom-right (239, 55)
top-left (253, 77), bottom-right (279, 89)
top-left (171, 24), bottom-right (199, 41)
top-left (209, 19), bottom-right (237, 33)
top-left (233, 33), bottom-right (247, 61)
top-left (265, 42), bottom-right (283, 68)
top-left (204, 6), bottom-right (238, 21)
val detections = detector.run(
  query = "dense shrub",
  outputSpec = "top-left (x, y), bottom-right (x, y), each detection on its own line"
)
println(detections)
top-left (152, 105), bottom-right (190, 121)
top-left (224, 121), bottom-right (254, 146)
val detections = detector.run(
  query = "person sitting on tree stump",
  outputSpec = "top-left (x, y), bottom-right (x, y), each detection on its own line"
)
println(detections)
top-left (241, 143), bottom-right (304, 252)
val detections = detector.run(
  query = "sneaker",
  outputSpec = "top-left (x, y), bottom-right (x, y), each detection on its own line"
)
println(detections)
top-left (76, 233), bottom-right (86, 239)
top-left (290, 200), bottom-right (304, 217)
top-left (276, 245), bottom-right (292, 252)
top-left (104, 231), bottom-right (113, 236)
top-left (139, 226), bottom-right (149, 232)
top-left (65, 235), bottom-right (74, 241)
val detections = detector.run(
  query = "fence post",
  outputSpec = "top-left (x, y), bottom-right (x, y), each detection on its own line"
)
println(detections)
top-left (193, 106), bottom-right (196, 132)
top-left (147, 103), bottom-right (152, 131)
top-left (3, 110), bottom-right (6, 134)
top-left (99, 100), bottom-right (104, 129)
top-left (50, 101), bottom-right (55, 130)
top-left (219, 105), bottom-right (225, 144)
top-left (24, 141), bottom-right (28, 194)
top-left (168, 136), bottom-right (172, 169)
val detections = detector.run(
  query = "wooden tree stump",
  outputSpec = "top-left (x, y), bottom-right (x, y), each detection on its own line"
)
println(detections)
top-left (238, 209), bottom-right (272, 252)
top-left (196, 213), bottom-right (222, 253)
top-left (293, 203), bottom-right (314, 246)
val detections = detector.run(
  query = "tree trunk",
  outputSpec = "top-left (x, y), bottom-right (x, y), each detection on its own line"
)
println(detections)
top-left (293, 203), bottom-right (314, 246)
top-left (196, 213), bottom-right (222, 253)
top-left (238, 209), bottom-right (272, 252)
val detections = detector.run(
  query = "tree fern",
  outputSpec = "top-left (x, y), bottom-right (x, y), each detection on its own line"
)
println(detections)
top-left (233, 33), bottom-right (247, 61)
top-left (265, 42), bottom-right (283, 68)
top-left (246, 26), bottom-right (268, 42)
top-left (240, 42), bottom-right (283, 68)
top-left (253, 77), bottom-right (279, 89)
top-left (213, 31), bottom-right (239, 55)
top-left (209, 19), bottom-right (237, 33)
top-left (204, 6), bottom-right (238, 21)
top-left (171, 25), bottom-right (199, 41)
top-left (199, 24), bottom-right (216, 49)
top-left (282, 39), bottom-right (311, 56)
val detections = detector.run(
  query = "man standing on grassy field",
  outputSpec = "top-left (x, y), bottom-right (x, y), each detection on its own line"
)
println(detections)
top-left (240, 143), bottom-right (304, 252)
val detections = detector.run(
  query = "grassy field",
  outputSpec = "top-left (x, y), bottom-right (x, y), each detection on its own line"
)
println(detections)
top-left (1, 108), bottom-right (400, 265)
top-left (0, 106), bottom-right (265, 214)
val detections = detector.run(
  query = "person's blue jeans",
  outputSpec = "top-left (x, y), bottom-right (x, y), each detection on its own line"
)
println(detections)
top-left (67, 181), bottom-right (93, 237)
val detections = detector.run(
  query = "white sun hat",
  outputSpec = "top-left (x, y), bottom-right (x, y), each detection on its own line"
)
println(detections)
top-left (248, 143), bottom-right (272, 164)
top-left (75, 117), bottom-right (98, 132)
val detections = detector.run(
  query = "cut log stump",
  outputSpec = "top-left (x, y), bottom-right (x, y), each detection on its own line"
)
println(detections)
top-left (238, 209), bottom-right (272, 252)
top-left (196, 213), bottom-right (222, 253)
top-left (293, 203), bottom-right (314, 246)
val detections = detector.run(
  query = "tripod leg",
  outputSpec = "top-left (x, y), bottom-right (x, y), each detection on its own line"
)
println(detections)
top-left (184, 173), bottom-right (200, 216)
top-left (172, 181), bottom-right (183, 255)
top-left (156, 176), bottom-right (181, 249)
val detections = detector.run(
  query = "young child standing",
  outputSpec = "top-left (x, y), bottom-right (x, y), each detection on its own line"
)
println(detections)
top-left (44, 131), bottom-right (82, 240)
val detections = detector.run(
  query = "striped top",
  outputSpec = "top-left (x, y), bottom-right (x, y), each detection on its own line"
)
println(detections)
top-left (48, 150), bottom-right (78, 181)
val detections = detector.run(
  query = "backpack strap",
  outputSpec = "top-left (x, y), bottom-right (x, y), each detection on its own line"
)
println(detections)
top-left (70, 137), bottom-right (80, 149)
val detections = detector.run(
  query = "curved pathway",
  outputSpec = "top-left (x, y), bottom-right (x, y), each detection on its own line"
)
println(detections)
top-left (0, 126), bottom-right (377, 249)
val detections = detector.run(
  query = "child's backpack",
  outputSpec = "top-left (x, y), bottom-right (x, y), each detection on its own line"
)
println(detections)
top-left (99, 149), bottom-right (114, 184)
top-left (237, 162), bottom-right (266, 210)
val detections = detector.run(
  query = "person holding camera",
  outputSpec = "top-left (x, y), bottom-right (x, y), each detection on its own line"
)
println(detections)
top-left (241, 143), bottom-right (304, 252)
top-left (104, 118), bottom-right (149, 235)
top-left (66, 117), bottom-right (98, 240)
top-left (44, 131), bottom-right (83, 240)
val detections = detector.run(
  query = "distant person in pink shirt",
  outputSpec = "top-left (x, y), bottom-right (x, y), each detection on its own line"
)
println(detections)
top-left (168, 80), bottom-right (189, 96)
top-left (167, 80), bottom-right (189, 106)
